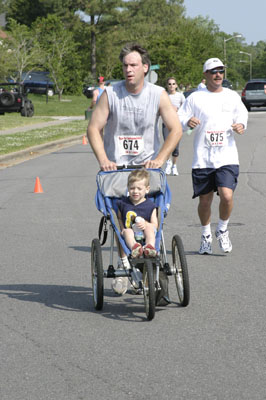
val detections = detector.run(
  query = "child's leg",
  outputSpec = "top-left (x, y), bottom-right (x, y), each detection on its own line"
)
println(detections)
top-left (122, 228), bottom-right (137, 250)
top-left (143, 225), bottom-right (156, 247)
top-left (123, 228), bottom-right (143, 258)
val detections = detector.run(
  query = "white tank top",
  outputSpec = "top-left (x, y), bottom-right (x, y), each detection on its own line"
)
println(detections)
top-left (104, 81), bottom-right (164, 165)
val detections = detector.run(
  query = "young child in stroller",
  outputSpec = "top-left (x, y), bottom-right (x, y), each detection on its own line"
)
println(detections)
top-left (112, 169), bottom-right (158, 294)
top-left (117, 169), bottom-right (158, 258)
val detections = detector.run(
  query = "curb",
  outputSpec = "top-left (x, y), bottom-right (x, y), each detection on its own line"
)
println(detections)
top-left (0, 135), bottom-right (84, 167)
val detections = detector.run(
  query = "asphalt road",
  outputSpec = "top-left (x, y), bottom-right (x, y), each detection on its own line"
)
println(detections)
top-left (1, 109), bottom-right (266, 400)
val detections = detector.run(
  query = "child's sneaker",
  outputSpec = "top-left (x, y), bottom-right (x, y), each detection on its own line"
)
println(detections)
top-left (172, 165), bottom-right (179, 176)
top-left (199, 235), bottom-right (212, 255)
top-left (131, 243), bottom-right (143, 258)
top-left (143, 244), bottom-right (157, 258)
top-left (164, 159), bottom-right (172, 175)
top-left (215, 230), bottom-right (232, 253)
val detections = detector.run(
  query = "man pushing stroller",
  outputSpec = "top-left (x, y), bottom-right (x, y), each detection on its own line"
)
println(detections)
top-left (87, 43), bottom-right (182, 296)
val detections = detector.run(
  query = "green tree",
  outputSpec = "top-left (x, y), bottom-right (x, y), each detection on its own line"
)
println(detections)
top-left (2, 18), bottom-right (41, 81)
top-left (117, 2), bottom-right (220, 87)
top-left (33, 14), bottom-right (82, 99)
top-left (77, 0), bottom-right (126, 79)
top-left (0, 33), bottom-right (10, 80)
top-left (5, 0), bottom-right (77, 27)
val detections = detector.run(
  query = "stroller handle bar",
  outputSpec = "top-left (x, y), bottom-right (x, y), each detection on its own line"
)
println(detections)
top-left (116, 165), bottom-right (145, 170)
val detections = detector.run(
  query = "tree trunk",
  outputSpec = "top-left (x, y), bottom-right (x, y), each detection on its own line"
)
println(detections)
top-left (91, 15), bottom-right (97, 80)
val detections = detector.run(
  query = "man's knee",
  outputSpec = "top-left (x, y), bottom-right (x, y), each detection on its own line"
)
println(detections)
top-left (218, 187), bottom-right (233, 204)
top-left (199, 192), bottom-right (213, 209)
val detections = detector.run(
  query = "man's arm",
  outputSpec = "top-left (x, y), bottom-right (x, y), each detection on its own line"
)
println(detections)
top-left (178, 97), bottom-right (200, 129)
top-left (145, 90), bottom-right (182, 169)
top-left (90, 89), bottom-right (99, 109)
top-left (87, 91), bottom-right (117, 171)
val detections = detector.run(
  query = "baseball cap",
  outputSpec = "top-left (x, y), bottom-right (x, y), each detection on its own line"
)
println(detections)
top-left (203, 58), bottom-right (224, 72)
top-left (98, 76), bottom-right (104, 83)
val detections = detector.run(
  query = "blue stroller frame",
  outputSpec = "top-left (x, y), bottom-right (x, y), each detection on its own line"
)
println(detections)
top-left (91, 167), bottom-right (190, 320)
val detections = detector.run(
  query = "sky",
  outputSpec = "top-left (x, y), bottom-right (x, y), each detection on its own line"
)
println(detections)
top-left (184, 0), bottom-right (266, 45)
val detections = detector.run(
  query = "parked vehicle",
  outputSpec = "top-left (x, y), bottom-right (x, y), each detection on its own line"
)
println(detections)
top-left (82, 79), bottom-right (121, 98)
top-left (0, 82), bottom-right (34, 117)
top-left (21, 71), bottom-right (55, 96)
top-left (222, 79), bottom-right (233, 89)
top-left (241, 79), bottom-right (266, 111)
top-left (183, 88), bottom-right (197, 98)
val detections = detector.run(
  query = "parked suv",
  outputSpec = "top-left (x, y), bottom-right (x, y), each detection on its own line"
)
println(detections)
top-left (241, 79), bottom-right (266, 111)
top-left (0, 82), bottom-right (34, 117)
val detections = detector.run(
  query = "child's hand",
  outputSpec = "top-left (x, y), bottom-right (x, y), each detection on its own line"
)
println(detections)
top-left (135, 216), bottom-right (146, 230)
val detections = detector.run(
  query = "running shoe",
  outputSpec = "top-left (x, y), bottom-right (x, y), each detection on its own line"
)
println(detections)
top-left (143, 244), bottom-right (157, 258)
top-left (131, 243), bottom-right (143, 258)
top-left (164, 159), bottom-right (172, 175)
top-left (199, 235), bottom-right (212, 255)
top-left (215, 230), bottom-right (232, 253)
top-left (172, 165), bottom-right (179, 176)
top-left (111, 276), bottom-right (128, 295)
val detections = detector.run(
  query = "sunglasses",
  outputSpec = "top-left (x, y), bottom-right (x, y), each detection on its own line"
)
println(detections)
top-left (209, 69), bottom-right (225, 75)
top-left (168, 83), bottom-right (176, 85)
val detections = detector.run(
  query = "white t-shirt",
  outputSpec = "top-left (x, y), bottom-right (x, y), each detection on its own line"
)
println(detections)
top-left (169, 92), bottom-right (185, 110)
top-left (197, 82), bottom-right (206, 90)
top-left (178, 87), bottom-right (248, 169)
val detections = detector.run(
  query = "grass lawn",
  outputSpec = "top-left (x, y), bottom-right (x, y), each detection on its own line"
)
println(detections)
top-left (27, 93), bottom-right (91, 116)
top-left (0, 94), bottom-right (91, 155)
top-left (0, 120), bottom-right (88, 155)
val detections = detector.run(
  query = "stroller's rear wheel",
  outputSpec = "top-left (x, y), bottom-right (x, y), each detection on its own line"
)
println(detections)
top-left (91, 238), bottom-right (104, 310)
top-left (143, 258), bottom-right (155, 320)
top-left (172, 235), bottom-right (190, 307)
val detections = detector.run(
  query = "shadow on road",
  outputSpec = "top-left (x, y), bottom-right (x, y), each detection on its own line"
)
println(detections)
top-left (0, 284), bottom-right (90, 312)
top-left (0, 283), bottom-right (170, 322)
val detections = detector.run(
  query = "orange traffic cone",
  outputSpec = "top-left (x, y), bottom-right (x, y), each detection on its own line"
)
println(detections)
top-left (82, 135), bottom-right (88, 145)
top-left (34, 177), bottom-right (44, 193)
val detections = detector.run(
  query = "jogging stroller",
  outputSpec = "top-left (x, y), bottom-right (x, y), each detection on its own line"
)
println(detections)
top-left (91, 166), bottom-right (190, 320)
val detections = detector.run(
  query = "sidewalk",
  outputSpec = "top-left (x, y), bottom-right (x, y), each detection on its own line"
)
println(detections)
top-left (0, 116), bottom-right (84, 135)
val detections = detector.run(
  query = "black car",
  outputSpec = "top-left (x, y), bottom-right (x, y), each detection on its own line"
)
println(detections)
top-left (222, 79), bottom-right (233, 89)
top-left (241, 79), bottom-right (266, 111)
top-left (21, 71), bottom-right (55, 96)
top-left (183, 88), bottom-right (197, 98)
top-left (0, 82), bottom-right (34, 117)
top-left (82, 84), bottom-right (95, 99)
top-left (82, 79), bottom-right (121, 98)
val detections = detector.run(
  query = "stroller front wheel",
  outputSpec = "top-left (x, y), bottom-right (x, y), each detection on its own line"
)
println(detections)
top-left (91, 238), bottom-right (104, 310)
top-left (143, 258), bottom-right (156, 320)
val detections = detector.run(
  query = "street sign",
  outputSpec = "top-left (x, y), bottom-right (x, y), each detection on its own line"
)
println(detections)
top-left (145, 70), bottom-right (158, 84)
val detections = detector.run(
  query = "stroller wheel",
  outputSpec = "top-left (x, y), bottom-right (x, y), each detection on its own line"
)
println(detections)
top-left (91, 238), bottom-right (104, 310)
top-left (143, 258), bottom-right (156, 320)
top-left (172, 235), bottom-right (190, 307)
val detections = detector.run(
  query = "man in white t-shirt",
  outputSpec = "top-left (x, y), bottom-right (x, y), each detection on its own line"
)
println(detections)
top-left (197, 78), bottom-right (206, 90)
top-left (178, 57), bottom-right (248, 255)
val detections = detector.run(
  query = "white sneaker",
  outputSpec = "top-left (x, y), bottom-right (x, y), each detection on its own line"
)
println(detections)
top-left (117, 257), bottom-right (130, 270)
top-left (199, 235), bottom-right (212, 255)
top-left (111, 275), bottom-right (128, 295)
top-left (215, 230), bottom-right (232, 253)
top-left (164, 159), bottom-right (172, 175)
top-left (172, 165), bottom-right (179, 176)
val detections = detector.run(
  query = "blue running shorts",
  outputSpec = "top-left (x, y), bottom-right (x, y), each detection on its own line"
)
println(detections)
top-left (192, 164), bottom-right (239, 199)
